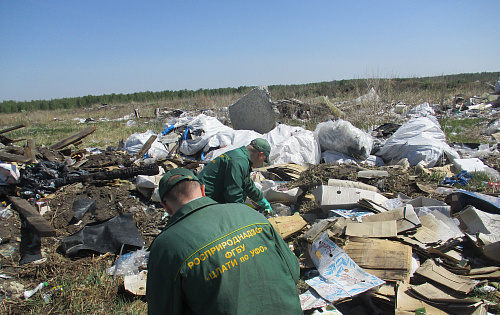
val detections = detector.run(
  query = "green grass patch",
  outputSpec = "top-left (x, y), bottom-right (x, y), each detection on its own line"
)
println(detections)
top-left (440, 117), bottom-right (487, 143)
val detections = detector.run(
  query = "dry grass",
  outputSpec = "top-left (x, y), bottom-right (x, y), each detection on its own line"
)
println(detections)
top-left (0, 239), bottom-right (147, 315)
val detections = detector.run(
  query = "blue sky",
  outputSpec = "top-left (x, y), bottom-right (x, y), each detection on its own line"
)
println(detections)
top-left (1, 0), bottom-right (499, 102)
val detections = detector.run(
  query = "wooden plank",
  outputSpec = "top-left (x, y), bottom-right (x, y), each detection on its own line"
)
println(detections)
top-left (135, 135), bottom-right (157, 158)
top-left (38, 147), bottom-right (59, 162)
top-left (24, 139), bottom-right (37, 163)
top-left (7, 196), bottom-right (56, 237)
top-left (49, 126), bottom-right (96, 151)
top-left (0, 151), bottom-right (31, 163)
top-left (0, 124), bottom-right (25, 135)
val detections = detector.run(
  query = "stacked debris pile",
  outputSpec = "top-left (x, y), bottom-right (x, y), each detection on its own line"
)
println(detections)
top-left (1, 85), bottom-right (500, 314)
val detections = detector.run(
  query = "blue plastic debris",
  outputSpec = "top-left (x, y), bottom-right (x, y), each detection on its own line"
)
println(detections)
top-left (441, 170), bottom-right (472, 186)
top-left (183, 126), bottom-right (190, 140)
top-left (161, 125), bottom-right (175, 136)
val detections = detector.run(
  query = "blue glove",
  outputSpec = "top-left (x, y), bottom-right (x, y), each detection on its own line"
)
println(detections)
top-left (257, 198), bottom-right (273, 214)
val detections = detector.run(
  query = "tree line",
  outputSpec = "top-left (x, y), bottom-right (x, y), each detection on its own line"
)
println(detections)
top-left (1, 72), bottom-right (498, 113)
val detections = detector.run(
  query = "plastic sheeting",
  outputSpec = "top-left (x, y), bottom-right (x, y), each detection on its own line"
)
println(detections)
top-left (322, 151), bottom-right (384, 166)
top-left (405, 102), bottom-right (435, 118)
top-left (376, 116), bottom-right (459, 167)
top-left (124, 130), bottom-right (168, 160)
top-left (321, 150), bottom-right (358, 165)
top-left (59, 213), bottom-right (145, 257)
top-left (314, 119), bottom-right (373, 160)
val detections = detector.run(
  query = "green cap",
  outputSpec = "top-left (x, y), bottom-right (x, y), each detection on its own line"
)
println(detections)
top-left (158, 168), bottom-right (199, 200)
top-left (250, 138), bottom-right (271, 164)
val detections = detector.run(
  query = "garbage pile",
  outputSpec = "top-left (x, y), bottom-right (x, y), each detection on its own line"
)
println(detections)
top-left (1, 85), bottom-right (500, 313)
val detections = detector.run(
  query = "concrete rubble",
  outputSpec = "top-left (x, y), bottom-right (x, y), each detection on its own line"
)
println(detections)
top-left (1, 85), bottom-right (500, 313)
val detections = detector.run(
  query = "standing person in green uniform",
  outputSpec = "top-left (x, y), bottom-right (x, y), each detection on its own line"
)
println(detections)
top-left (147, 168), bottom-right (302, 315)
top-left (197, 138), bottom-right (273, 214)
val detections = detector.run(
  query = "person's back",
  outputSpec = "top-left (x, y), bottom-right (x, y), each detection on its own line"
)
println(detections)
top-left (147, 168), bottom-right (302, 314)
top-left (198, 146), bottom-right (259, 204)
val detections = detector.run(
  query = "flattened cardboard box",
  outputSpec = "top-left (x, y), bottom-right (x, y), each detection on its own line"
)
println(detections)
top-left (415, 259), bottom-right (477, 294)
top-left (342, 237), bottom-right (412, 282)
top-left (345, 221), bottom-right (397, 238)
top-left (362, 204), bottom-right (420, 233)
top-left (268, 213), bottom-right (307, 239)
top-left (312, 185), bottom-right (388, 212)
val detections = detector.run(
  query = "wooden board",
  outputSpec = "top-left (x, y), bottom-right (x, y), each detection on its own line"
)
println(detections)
top-left (8, 196), bottom-right (56, 237)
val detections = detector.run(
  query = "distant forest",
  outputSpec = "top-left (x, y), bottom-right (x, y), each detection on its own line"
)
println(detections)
top-left (1, 72), bottom-right (498, 113)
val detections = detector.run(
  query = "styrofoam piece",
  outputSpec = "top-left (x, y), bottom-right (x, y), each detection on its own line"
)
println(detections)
top-left (312, 185), bottom-right (388, 212)
top-left (452, 158), bottom-right (488, 173)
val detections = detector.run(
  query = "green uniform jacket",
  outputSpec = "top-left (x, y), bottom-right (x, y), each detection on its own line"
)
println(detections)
top-left (146, 197), bottom-right (302, 315)
top-left (197, 146), bottom-right (264, 204)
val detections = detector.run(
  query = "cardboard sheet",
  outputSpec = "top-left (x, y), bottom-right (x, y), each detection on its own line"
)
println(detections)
top-left (345, 221), bottom-right (397, 238)
top-left (299, 289), bottom-right (328, 311)
top-left (312, 185), bottom-right (388, 212)
top-left (305, 232), bottom-right (385, 302)
top-left (343, 237), bottom-right (412, 282)
top-left (415, 259), bottom-right (477, 294)
top-left (458, 206), bottom-right (500, 262)
top-left (362, 204), bottom-right (421, 233)
top-left (395, 282), bottom-right (447, 315)
top-left (413, 213), bottom-right (463, 245)
top-left (357, 199), bottom-right (389, 213)
top-left (458, 206), bottom-right (500, 235)
top-left (268, 213), bottom-right (307, 239)
top-left (409, 282), bottom-right (479, 304)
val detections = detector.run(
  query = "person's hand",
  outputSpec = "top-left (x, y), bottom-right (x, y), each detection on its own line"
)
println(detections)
top-left (257, 198), bottom-right (273, 215)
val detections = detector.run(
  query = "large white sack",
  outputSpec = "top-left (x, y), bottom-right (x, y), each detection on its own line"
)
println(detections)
top-left (204, 124), bottom-right (320, 166)
top-left (265, 124), bottom-right (321, 165)
top-left (124, 130), bottom-right (168, 159)
top-left (202, 129), bottom-right (262, 161)
top-left (179, 114), bottom-right (234, 155)
top-left (314, 119), bottom-right (373, 160)
top-left (376, 116), bottom-right (459, 167)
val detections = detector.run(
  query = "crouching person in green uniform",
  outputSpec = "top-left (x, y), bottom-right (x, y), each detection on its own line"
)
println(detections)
top-left (147, 168), bottom-right (302, 315)
top-left (197, 138), bottom-right (274, 214)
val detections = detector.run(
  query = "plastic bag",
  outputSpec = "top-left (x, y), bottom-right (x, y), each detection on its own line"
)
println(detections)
top-left (124, 130), bottom-right (168, 160)
top-left (314, 119), bottom-right (373, 160)
top-left (106, 249), bottom-right (149, 277)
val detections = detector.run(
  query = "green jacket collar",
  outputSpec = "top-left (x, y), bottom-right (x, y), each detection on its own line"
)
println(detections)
top-left (239, 146), bottom-right (253, 168)
top-left (165, 197), bottom-right (218, 230)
